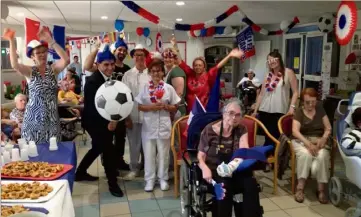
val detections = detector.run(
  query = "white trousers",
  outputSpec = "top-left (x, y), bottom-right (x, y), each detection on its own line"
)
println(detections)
top-left (142, 138), bottom-right (170, 182)
top-left (127, 123), bottom-right (142, 172)
top-left (292, 140), bottom-right (330, 183)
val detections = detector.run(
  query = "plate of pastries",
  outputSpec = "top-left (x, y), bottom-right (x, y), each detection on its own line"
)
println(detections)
top-left (1, 161), bottom-right (73, 180)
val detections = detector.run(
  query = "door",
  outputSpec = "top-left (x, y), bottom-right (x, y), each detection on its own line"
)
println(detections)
top-left (284, 35), bottom-right (303, 93)
top-left (303, 34), bottom-right (324, 90)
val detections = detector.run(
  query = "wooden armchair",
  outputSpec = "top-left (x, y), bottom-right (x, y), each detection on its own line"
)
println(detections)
top-left (277, 114), bottom-right (336, 194)
top-left (170, 115), bottom-right (189, 197)
top-left (242, 115), bottom-right (280, 194)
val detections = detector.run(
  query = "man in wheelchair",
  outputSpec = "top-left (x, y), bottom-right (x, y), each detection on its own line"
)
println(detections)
top-left (236, 69), bottom-right (260, 110)
top-left (194, 99), bottom-right (263, 217)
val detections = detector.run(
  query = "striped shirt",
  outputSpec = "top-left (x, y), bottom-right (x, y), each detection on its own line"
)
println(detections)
top-left (341, 129), bottom-right (361, 150)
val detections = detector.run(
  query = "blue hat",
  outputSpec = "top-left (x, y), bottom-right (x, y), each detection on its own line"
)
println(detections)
top-left (96, 43), bottom-right (115, 64)
top-left (111, 37), bottom-right (128, 53)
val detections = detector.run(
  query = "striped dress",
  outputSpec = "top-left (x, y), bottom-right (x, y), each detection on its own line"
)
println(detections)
top-left (21, 66), bottom-right (60, 144)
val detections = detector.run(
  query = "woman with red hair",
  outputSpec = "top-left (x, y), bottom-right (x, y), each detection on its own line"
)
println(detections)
top-left (171, 37), bottom-right (244, 113)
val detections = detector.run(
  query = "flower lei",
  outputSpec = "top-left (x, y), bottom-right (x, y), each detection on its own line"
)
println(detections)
top-left (265, 72), bottom-right (283, 92)
top-left (149, 80), bottom-right (165, 103)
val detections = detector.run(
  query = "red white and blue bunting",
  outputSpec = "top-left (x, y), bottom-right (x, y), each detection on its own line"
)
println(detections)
top-left (120, 1), bottom-right (300, 36)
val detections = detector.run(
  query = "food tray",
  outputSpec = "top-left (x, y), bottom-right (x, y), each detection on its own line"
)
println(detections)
top-left (2, 164), bottom-right (73, 181)
top-left (2, 206), bottom-right (49, 214)
top-left (1, 180), bottom-right (64, 203)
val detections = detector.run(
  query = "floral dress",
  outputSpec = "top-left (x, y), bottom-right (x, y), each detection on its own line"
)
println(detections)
top-left (21, 66), bottom-right (60, 144)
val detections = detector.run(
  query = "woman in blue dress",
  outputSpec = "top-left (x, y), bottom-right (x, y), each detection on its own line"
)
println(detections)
top-left (3, 28), bottom-right (69, 144)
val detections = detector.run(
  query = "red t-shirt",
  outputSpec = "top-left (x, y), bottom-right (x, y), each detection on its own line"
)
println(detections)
top-left (179, 61), bottom-right (219, 113)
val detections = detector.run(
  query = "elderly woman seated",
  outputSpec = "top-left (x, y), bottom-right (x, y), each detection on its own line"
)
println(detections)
top-left (58, 80), bottom-right (83, 117)
top-left (1, 108), bottom-right (20, 140)
top-left (197, 99), bottom-right (263, 217)
top-left (292, 88), bottom-right (331, 204)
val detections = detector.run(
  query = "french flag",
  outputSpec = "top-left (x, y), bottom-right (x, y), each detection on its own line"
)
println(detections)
top-left (184, 96), bottom-right (206, 137)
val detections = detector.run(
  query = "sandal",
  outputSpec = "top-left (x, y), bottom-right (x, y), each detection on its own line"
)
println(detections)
top-left (316, 190), bottom-right (328, 204)
top-left (294, 188), bottom-right (305, 203)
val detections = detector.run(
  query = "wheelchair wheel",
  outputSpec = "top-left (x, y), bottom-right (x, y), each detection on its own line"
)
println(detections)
top-left (180, 162), bottom-right (190, 217)
top-left (329, 177), bottom-right (343, 206)
top-left (345, 207), bottom-right (361, 217)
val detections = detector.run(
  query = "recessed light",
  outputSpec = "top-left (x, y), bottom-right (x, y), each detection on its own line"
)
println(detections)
top-left (101, 16), bottom-right (108, 20)
top-left (16, 12), bottom-right (24, 17)
top-left (176, 18), bottom-right (183, 22)
top-left (176, 1), bottom-right (185, 6)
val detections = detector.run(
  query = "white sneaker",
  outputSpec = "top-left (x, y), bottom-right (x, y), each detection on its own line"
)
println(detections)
top-left (160, 180), bottom-right (169, 191)
top-left (145, 181), bottom-right (155, 192)
top-left (123, 171), bottom-right (139, 181)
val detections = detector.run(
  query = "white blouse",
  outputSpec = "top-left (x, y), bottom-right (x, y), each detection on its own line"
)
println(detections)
top-left (259, 70), bottom-right (291, 114)
top-left (135, 82), bottom-right (181, 140)
top-left (122, 67), bottom-right (151, 123)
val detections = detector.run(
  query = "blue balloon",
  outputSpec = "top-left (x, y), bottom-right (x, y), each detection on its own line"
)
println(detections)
top-left (143, 27), bottom-right (150, 37)
top-left (114, 20), bottom-right (124, 32)
top-left (200, 28), bottom-right (207, 37)
top-left (215, 26), bottom-right (225, 35)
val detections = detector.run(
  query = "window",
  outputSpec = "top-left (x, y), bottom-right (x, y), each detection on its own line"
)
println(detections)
top-left (1, 40), bottom-right (17, 70)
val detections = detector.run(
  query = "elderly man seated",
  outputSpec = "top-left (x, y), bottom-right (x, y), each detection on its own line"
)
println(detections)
top-left (10, 93), bottom-right (27, 128)
top-left (197, 99), bottom-right (263, 217)
top-left (236, 69), bottom-right (260, 107)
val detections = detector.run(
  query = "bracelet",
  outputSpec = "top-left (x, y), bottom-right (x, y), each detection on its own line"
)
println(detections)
top-left (290, 105), bottom-right (296, 109)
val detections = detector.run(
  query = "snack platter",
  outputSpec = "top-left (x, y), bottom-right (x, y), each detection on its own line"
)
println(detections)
top-left (1, 180), bottom-right (64, 203)
top-left (1, 162), bottom-right (73, 181)
top-left (1, 205), bottom-right (49, 217)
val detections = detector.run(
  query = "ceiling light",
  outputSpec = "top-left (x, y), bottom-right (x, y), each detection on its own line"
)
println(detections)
top-left (176, 18), bottom-right (183, 22)
top-left (16, 12), bottom-right (24, 17)
top-left (176, 1), bottom-right (185, 6)
top-left (101, 16), bottom-right (108, 20)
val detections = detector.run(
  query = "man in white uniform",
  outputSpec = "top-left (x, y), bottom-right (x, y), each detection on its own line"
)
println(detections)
top-left (122, 44), bottom-right (150, 180)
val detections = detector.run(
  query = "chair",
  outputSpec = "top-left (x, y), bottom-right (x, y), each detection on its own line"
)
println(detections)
top-left (277, 114), bottom-right (336, 194)
top-left (170, 115), bottom-right (189, 197)
top-left (242, 115), bottom-right (280, 194)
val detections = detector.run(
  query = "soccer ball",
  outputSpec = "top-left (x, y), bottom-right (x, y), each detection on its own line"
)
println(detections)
top-left (318, 13), bottom-right (335, 33)
top-left (95, 80), bottom-right (134, 121)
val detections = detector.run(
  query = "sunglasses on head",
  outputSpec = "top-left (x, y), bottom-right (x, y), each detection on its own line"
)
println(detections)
top-left (266, 58), bottom-right (279, 64)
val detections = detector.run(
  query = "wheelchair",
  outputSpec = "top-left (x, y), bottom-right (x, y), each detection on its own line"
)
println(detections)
top-left (330, 92), bottom-right (361, 217)
top-left (179, 112), bottom-right (266, 217)
top-left (237, 83), bottom-right (258, 115)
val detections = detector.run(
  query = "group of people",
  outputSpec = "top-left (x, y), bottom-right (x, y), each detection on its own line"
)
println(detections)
top-left (2, 25), bottom-right (351, 213)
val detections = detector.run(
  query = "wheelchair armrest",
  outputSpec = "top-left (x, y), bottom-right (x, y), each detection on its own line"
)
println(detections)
top-left (183, 149), bottom-right (199, 165)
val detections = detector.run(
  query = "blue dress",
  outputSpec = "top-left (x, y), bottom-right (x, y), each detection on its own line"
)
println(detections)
top-left (21, 65), bottom-right (60, 144)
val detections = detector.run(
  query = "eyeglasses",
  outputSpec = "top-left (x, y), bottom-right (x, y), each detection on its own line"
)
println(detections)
top-left (226, 111), bottom-right (242, 119)
top-left (266, 58), bottom-right (279, 64)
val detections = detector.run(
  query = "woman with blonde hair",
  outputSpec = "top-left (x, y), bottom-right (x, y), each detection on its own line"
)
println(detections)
top-left (171, 37), bottom-right (244, 113)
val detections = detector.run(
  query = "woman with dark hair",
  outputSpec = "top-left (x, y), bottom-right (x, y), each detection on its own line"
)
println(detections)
top-left (291, 88), bottom-right (331, 204)
top-left (252, 50), bottom-right (299, 147)
top-left (3, 27), bottom-right (69, 144)
top-left (171, 37), bottom-right (244, 113)
top-left (135, 59), bottom-right (181, 192)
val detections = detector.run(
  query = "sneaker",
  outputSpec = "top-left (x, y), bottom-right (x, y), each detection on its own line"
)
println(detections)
top-left (75, 172), bottom-right (99, 182)
top-left (123, 171), bottom-right (139, 181)
top-left (160, 180), bottom-right (169, 191)
top-left (144, 181), bottom-right (155, 192)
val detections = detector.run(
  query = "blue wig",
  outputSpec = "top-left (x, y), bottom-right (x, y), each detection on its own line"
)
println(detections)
top-left (114, 37), bottom-right (128, 51)
top-left (96, 44), bottom-right (116, 64)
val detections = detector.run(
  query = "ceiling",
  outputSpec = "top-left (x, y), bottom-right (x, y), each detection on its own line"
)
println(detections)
top-left (0, 1), bottom-right (353, 34)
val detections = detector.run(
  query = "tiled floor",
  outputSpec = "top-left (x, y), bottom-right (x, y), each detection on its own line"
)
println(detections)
top-left (72, 136), bottom-right (353, 217)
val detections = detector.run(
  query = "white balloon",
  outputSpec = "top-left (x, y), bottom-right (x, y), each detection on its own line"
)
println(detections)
top-left (193, 30), bottom-right (201, 37)
top-left (1, 5), bottom-right (9, 19)
top-left (95, 80), bottom-right (134, 121)
top-left (223, 26), bottom-right (233, 35)
top-left (204, 19), bottom-right (216, 28)
top-left (280, 20), bottom-right (291, 31)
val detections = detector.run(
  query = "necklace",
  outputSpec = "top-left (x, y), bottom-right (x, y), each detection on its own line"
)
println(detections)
top-left (149, 80), bottom-right (165, 103)
top-left (265, 72), bottom-right (282, 92)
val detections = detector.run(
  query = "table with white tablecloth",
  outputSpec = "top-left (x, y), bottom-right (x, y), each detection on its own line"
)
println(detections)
top-left (2, 180), bottom-right (75, 217)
